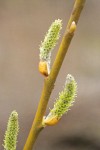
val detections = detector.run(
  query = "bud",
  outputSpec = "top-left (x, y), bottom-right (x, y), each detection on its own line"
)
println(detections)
top-left (69, 21), bottom-right (76, 33)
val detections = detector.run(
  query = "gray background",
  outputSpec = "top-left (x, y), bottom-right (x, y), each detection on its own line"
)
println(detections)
top-left (0, 0), bottom-right (100, 150)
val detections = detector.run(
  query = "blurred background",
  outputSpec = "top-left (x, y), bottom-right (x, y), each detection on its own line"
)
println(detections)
top-left (0, 0), bottom-right (100, 150)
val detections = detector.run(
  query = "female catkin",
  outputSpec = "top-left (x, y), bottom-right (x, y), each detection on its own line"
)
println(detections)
top-left (39, 19), bottom-right (62, 76)
top-left (3, 110), bottom-right (19, 150)
top-left (43, 74), bottom-right (77, 126)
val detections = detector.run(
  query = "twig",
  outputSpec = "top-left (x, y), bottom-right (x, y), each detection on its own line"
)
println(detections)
top-left (23, 0), bottom-right (86, 150)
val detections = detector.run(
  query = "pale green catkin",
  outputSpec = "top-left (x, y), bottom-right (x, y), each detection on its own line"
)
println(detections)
top-left (3, 111), bottom-right (19, 150)
top-left (48, 74), bottom-right (77, 119)
top-left (39, 19), bottom-right (62, 62)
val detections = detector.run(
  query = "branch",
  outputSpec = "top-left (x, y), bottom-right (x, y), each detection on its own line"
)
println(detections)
top-left (23, 0), bottom-right (86, 150)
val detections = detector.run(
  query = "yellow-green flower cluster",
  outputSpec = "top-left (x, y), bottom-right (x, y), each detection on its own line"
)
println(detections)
top-left (39, 19), bottom-right (62, 62)
top-left (48, 74), bottom-right (77, 119)
top-left (3, 111), bottom-right (19, 150)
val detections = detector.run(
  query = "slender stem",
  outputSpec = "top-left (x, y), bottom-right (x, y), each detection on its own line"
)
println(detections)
top-left (23, 1), bottom-right (86, 150)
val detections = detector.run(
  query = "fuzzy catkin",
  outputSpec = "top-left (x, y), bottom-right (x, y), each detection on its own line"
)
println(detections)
top-left (39, 19), bottom-right (62, 62)
top-left (49, 74), bottom-right (77, 119)
top-left (3, 111), bottom-right (19, 150)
